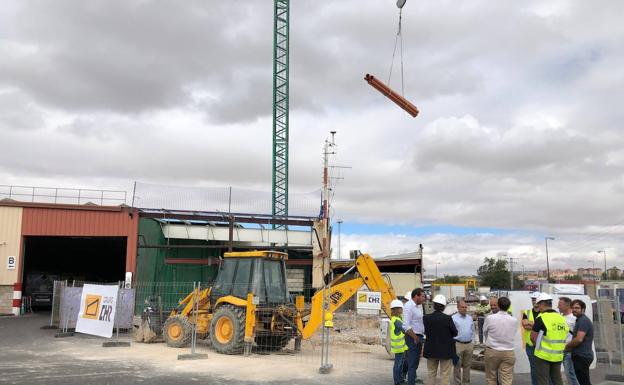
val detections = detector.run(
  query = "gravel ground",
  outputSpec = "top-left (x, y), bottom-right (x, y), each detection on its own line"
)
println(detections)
top-left (0, 312), bottom-right (620, 385)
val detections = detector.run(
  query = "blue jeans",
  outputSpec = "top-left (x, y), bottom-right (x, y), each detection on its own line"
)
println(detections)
top-left (563, 353), bottom-right (579, 385)
top-left (406, 335), bottom-right (423, 385)
top-left (394, 351), bottom-right (406, 385)
top-left (526, 345), bottom-right (538, 385)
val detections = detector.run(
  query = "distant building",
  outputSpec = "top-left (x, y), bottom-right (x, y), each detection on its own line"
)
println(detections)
top-left (577, 267), bottom-right (602, 281)
top-left (547, 269), bottom-right (578, 280)
top-left (606, 266), bottom-right (622, 279)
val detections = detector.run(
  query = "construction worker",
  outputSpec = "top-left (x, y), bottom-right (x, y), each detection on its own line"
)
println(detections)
top-left (391, 299), bottom-right (409, 385)
top-left (531, 293), bottom-right (569, 385)
top-left (401, 291), bottom-right (413, 383)
top-left (523, 292), bottom-right (541, 385)
top-left (424, 294), bottom-right (458, 385)
top-left (476, 296), bottom-right (491, 344)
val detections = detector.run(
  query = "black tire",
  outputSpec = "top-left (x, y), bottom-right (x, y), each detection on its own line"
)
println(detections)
top-left (162, 315), bottom-right (193, 348)
top-left (210, 305), bottom-right (245, 354)
top-left (255, 335), bottom-right (291, 352)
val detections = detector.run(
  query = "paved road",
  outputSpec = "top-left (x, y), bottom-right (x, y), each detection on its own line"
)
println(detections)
top-left (0, 313), bottom-right (619, 385)
top-left (0, 314), bottom-right (244, 385)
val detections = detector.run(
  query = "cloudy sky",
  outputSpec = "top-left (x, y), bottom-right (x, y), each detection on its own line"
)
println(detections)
top-left (1, 0), bottom-right (623, 275)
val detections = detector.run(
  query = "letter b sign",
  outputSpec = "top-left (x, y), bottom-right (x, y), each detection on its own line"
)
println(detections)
top-left (7, 256), bottom-right (16, 270)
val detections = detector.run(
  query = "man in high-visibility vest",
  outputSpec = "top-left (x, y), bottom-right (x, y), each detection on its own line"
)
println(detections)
top-left (390, 299), bottom-right (409, 385)
top-left (476, 296), bottom-right (491, 344)
top-left (530, 293), bottom-right (569, 385)
top-left (522, 292), bottom-right (542, 385)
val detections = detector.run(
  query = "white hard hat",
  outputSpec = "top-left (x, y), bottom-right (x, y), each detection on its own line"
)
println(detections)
top-left (479, 295), bottom-right (487, 301)
top-left (531, 292), bottom-right (541, 299)
top-left (391, 299), bottom-right (404, 309)
top-left (433, 294), bottom-right (447, 306)
top-left (404, 291), bottom-right (412, 300)
top-left (536, 293), bottom-right (553, 303)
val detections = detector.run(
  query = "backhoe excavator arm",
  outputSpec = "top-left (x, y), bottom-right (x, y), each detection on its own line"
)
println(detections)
top-left (300, 253), bottom-right (396, 339)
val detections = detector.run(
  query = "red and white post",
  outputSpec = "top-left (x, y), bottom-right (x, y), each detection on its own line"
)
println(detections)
top-left (12, 282), bottom-right (22, 316)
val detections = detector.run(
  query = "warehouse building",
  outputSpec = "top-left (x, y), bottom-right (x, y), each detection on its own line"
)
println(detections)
top-left (0, 184), bottom-right (320, 315)
top-left (0, 200), bottom-right (138, 314)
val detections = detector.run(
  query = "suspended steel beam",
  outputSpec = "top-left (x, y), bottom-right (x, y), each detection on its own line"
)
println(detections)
top-left (272, 0), bottom-right (290, 228)
top-left (364, 73), bottom-right (419, 117)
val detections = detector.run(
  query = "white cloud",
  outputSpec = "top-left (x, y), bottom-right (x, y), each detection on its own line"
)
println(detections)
top-left (1, 0), bottom-right (624, 267)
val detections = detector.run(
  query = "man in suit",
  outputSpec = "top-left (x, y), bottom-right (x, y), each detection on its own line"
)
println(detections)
top-left (424, 294), bottom-right (458, 385)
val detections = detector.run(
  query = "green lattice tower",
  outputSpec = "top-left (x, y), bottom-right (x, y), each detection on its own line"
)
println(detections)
top-left (272, 0), bottom-right (289, 227)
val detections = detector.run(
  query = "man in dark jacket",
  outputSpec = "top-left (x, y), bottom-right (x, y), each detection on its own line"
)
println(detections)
top-left (424, 294), bottom-right (458, 385)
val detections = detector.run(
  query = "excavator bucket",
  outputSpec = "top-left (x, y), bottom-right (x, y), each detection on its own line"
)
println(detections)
top-left (364, 74), bottom-right (419, 117)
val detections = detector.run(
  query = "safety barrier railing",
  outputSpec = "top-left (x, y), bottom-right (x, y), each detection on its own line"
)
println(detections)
top-left (0, 184), bottom-right (127, 206)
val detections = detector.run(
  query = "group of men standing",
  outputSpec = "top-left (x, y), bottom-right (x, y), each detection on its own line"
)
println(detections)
top-left (392, 289), bottom-right (594, 385)
top-left (522, 293), bottom-right (594, 385)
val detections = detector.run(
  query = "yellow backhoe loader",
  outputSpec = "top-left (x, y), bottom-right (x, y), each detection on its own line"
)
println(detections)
top-left (161, 250), bottom-right (396, 354)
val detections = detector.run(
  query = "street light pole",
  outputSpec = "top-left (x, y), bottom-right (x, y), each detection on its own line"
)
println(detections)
top-left (545, 237), bottom-right (555, 281)
top-left (597, 250), bottom-right (607, 279)
top-left (508, 257), bottom-right (516, 290)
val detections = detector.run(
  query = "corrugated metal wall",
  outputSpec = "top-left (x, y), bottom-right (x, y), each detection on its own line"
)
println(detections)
top-left (0, 206), bottom-right (22, 285)
top-left (22, 207), bottom-right (136, 236)
top-left (21, 206), bottom-right (139, 273)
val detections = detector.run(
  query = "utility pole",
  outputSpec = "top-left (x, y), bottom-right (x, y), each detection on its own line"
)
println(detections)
top-left (545, 237), bottom-right (554, 281)
top-left (587, 259), bottom-right (596, 281)
top-left (597, 250), bottom-right (607, 279)
top-left (337, 220), bottom-right (343, 259)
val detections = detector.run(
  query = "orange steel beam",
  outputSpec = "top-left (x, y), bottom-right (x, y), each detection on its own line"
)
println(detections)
top-left (364, 74), bottom-right (419, 117)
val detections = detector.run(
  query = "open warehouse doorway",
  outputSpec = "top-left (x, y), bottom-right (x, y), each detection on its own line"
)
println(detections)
top-left (22, 236), bottom-right (126, 308)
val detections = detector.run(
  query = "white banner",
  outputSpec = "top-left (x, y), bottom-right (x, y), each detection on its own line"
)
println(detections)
top-left (356, 291), bottom-right (382, 310)
top-left (76, 284), bottom-right (119, 338)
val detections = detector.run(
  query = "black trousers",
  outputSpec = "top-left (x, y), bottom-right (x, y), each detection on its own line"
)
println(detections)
top-left (571, 354), bottom-right (592, 385)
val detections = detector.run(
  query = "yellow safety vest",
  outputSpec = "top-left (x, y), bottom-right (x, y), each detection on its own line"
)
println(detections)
top-left (523, 309), bottom-right (535, 347)
top-left (534, 312), bottom-right (569, 362)
top-left (390, 316), bottom-right (408, 354)
top-left (476, 304), bottom-right (491, 315)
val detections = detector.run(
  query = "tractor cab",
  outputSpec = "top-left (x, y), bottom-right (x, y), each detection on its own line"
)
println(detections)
top-left (211, 251), bottom-right (291, 305)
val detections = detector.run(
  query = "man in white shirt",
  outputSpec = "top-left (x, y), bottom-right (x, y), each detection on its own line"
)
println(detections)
top-left (403, 288), bottom-right (427, 385)
top-left (483, 297), bottom-right (518, 385)
top-left (558, 297), bottom-right (579, 385)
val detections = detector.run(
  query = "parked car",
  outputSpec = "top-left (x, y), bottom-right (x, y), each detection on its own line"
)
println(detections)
top-left (23, 273), bottom-right (58, 307)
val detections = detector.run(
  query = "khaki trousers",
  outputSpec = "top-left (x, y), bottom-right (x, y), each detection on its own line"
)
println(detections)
top-left (454, 342), bottom-right (474, 385)
top-left (484, 347), bottom-right (515, 385)
top-left (427, 358), bottom-right (453, 385)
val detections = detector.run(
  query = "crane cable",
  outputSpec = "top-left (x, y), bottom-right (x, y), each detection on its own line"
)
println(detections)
top-left (387, 6), bottom-right (405, 96)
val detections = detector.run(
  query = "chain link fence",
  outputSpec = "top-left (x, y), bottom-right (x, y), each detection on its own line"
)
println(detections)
top-left (48, 280), bottom-right (395, 377)
top-left (595, 290), bottom-right (624, 381)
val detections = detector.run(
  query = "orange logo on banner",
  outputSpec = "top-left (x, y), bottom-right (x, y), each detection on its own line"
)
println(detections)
top-left (83, 294), bottom-right (102, 319)
top-left (358, 293), bottom-right (367, 302)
